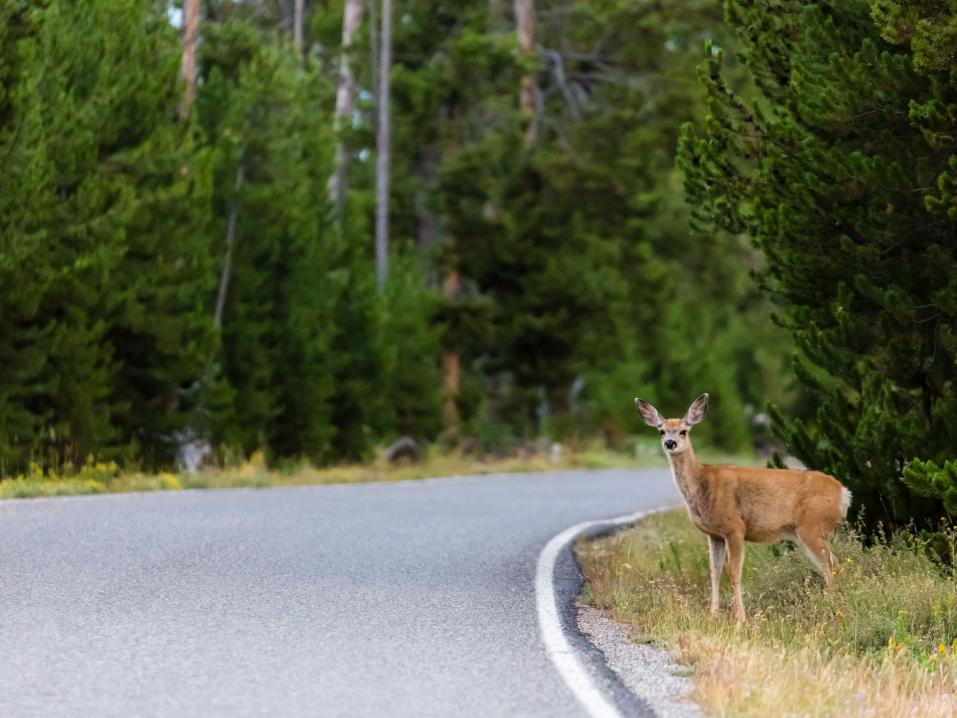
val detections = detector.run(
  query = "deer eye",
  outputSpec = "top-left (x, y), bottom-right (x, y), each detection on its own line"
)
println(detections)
top-left (679, 430), bottom-right (687, 436)
top-left (659, 430), bottom-right (665, 436)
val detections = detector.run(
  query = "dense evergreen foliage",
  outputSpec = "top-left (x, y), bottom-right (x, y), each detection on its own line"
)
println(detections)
top-left (680, 0), bottom-right (957, 525)
top-left (387, 0), bottom-right (788, 450)
top-left (0, 0), bottom-right (218, 470)
top-left (1, 0), bottom-right (805, 476)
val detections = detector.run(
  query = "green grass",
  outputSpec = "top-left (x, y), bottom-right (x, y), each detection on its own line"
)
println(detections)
top-left (578, 510), bottom-right (957, 717)
top-left (0, 436), bottom-right (749, 501)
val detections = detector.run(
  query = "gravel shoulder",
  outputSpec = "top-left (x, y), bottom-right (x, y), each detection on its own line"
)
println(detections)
top-left (577, 607), bottom-right (700, 718)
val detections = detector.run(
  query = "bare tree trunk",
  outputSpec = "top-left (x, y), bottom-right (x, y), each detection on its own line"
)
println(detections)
top-left (179, 0), bottom-right (201, 120)
top-left (375, 0), bottom-right (392, 289)
top-left (293, 0), bottom-right (306, 58)
top-left (440, 107), bottom-right (463, 430)
top-left (328, 0), bottom-right (365, 218)
top-left (214, 164), bottom-right (245, 327)
top-left (442, 270), bottom-right (462, 428)
top-left (514, 0), bottom-right (537, 141)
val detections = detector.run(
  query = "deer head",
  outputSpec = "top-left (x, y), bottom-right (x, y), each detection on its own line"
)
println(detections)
top-left (634, 394), bottom-right (709, 456)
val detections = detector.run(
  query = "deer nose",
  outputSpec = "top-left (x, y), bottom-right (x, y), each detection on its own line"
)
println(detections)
top-left (664, 439), bottom-right (677, 450)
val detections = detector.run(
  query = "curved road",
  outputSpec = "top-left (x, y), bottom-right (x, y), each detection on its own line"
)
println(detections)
top-left (0, 469), bottom-right (676, 717)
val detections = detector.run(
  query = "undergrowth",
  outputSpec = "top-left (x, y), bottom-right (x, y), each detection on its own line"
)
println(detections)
top-left (0, 438), bottom-right (745, 500)
top-left (578, 510), bottom-right (957, 717)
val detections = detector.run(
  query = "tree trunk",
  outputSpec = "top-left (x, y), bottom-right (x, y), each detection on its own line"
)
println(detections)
top-left (214, 164), bottom-right (245, 328)
top-left (328, 0), bottom-right (364, 218)
top-left (442, 270), bottom-right (462, 428)
top-left (439, 106), bottom-right (463, 430)
top-left (514, 0), bottom-right (537, 141)
top-left (178, 0), bottom-right (201, 120)
top-left (375, 0), bottom-right (392, 289)
top-left (293, 0), bottom-right (306, 58)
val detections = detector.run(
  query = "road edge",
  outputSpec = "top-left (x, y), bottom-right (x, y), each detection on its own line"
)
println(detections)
top-left (535, 506), bottom-right (674, 718)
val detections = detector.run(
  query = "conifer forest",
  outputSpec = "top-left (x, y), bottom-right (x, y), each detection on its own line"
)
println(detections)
top-left (1, 0), bottom-right (955, 528)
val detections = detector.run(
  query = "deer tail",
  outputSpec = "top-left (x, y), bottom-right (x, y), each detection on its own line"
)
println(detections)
top-left (839, 487), bottom-right (852, 519)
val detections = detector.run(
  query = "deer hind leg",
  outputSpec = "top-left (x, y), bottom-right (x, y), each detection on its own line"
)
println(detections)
top-left (724, 531), bottom-right (747, 622)
top-left (794, 525), bottom-right (835, 590)
top-left (708, 535), bottom-right (726, 616)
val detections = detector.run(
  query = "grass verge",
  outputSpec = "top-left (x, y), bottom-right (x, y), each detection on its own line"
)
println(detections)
top-left (578, 510), bottom-right (957, 717)
top-left (0, 438), bottom-right (748, 501)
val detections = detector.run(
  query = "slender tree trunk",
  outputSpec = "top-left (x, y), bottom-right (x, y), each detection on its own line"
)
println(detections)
top-left (514, 0), bottom-right (537, 141)
top-left (214, 164), bottom-right (245, 327)
top-left (375, 0), bottom-right (392, 288)
top-left (440, 108), bottom-right (463, 429)
top-left (293, 0), bottom-right (306, 58)
top-left (179, 0), bottom-right (201, 120)
top-left (328, 0), bottom-right (364, 218)
top-left (442, 270), bottom-right (461, 428)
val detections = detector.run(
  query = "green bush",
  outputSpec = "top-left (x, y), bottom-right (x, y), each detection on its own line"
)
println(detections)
top-left (904, 459), bottom-right (957, 518)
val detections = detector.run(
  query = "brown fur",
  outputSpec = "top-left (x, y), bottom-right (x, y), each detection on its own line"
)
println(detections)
top-left (636, 394), bottom-right (851, 622)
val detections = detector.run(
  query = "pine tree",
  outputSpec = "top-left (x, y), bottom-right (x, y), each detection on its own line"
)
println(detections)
top-left (199, 19), bottom-right (342, 463)
top-left (201, 4), bottom-right (445, 463)
top-left (679, 0), bottom-right (957, 525)
top-left (105, 19), bottom-right (219, 469)
top-left (433, 0), bottom-right (776, 447)
top-left (0, 0), bottom-right (218, 471)
top-left (0, 1), bottom-right (68, 470)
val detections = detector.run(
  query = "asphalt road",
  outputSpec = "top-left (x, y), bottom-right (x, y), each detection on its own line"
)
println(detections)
top-left (0, 468), bottom-right (677, 717)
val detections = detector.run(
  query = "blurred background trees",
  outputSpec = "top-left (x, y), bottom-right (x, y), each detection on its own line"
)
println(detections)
top-left (3, 0), bottom-right (953, 529)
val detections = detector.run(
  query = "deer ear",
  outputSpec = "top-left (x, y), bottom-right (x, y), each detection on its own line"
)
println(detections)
top-left (634, 398), bottom-right (665, 428)
top-left (683, 393), bottom-right (710, 426)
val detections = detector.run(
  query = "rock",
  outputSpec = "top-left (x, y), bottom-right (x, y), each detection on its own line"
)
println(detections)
top-left (387, 436), bottom-right (421, 464)
top-left (176, 439), bottom-right (211, 473)
top-left (548, 442), bottom-right (563, 464)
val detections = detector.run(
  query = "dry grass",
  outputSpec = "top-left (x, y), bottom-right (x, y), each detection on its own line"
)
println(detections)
top-left (0, 438), bottom-right (754, 501)
top-left (578, 510), bottom-right (957, 717)
top-left (0, 459), bottom-right (274, 499)
top-left (0, 438), bottom-right (738, 500)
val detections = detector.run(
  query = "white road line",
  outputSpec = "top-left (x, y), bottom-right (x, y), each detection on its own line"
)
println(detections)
top-left (535, 507), bottom-right (671, 718)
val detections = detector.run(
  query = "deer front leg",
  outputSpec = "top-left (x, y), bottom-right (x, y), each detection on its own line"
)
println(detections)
top-left (724, 531), bottom-right (747, 623)
top-left (708, 535), bottom-right (726, 616)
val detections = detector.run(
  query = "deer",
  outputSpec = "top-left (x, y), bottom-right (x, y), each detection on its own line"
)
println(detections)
top-left (634, 393), bottom-right (851, 622)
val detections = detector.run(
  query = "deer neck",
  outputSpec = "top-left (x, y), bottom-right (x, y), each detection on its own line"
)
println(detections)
top-left (666, 446), bottom-right (706, 508)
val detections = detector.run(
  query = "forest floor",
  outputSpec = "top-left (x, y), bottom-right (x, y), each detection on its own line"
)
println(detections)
top-left (0, 439), bottom-right (750, 501)
top-left (577, 510), bottom-right (957, 717)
